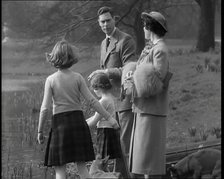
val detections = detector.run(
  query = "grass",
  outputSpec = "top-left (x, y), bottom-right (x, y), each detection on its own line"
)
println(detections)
top-left (210, 127), bottom-right (221, 138)
top-left (2, 82), bottom-right (95, 179)
top-left (2, 38), bottom-right (221, 178)
top-left (166, 42), bottom-right (221, 148)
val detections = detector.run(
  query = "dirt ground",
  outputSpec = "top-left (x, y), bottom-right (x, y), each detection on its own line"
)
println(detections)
top-left (2, 38), bottom-right (221, 148)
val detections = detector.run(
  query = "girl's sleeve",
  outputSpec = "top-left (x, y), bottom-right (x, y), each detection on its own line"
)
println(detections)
top-left (79, 75), bottom-right (98, 104)
top-left (86, 99), bottom-right (108, 125)
top-left (39, 77), bottom-right (52, 122)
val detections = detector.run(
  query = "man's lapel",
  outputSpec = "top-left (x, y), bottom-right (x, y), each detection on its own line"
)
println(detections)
top-left (102, 29), bottom-right (119, 67)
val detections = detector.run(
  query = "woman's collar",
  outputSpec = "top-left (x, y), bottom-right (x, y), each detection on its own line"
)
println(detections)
top-left (152, 38), bottom-right (163, 45)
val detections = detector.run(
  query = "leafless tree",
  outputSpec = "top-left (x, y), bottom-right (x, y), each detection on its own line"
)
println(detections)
top-left (195, 0), bottom-right (216, 51)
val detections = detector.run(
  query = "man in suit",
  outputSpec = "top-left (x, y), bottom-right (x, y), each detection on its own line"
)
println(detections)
top-left (89, 6), bottom-right (138, 178)
top-left (98, 7), bottom-right (136, 69)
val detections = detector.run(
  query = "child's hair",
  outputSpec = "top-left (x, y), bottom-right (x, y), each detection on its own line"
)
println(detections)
top-left (46, 40), bottom-right (78, 69)
top-left (90, 72), bottom-right (112, 90)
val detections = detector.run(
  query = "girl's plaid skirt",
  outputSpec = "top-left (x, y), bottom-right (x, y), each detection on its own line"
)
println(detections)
top-left (44, 110), bottom-right (95, 167)
top-left (96, 128), bottom-right (122, 159)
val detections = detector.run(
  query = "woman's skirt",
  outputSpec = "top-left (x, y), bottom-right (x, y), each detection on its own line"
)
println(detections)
top-left (129, 113), bottom-right (167, 175)
top-left (96, 128), bottom-right (122, 159)
top-left (44, 110), bottom-right (95, 167)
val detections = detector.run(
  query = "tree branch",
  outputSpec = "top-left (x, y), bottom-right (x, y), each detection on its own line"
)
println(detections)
top-left (57, 22), bottom-right (82, 35)
top-left (119, 20), bottom-right (135, 28)
top-left (75, 21), bottom-right (98, 43)
top-left (195, 0), bottom-right (201, 6)
top-left (156, 2), bottom-right (198, 11)
top-left (68, 1), bottom-right (91, 14)
top-left (116, 0), bottom-right (140, 25)
top-left (57, 15), bottom-right (97, 36)
top-left (120, 0), bottom-right (141, 12)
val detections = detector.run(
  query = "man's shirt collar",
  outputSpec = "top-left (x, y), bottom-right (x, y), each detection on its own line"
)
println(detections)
top-left (106, 27), bottom-right (116, 39)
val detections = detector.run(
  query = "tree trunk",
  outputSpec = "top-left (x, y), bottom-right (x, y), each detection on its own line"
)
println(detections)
top-left (133, 0), bottom-right (148, 55)
top-left (134, 11), bottom-right (145, 55)
top-left (196, 0), bottom-right (215, 52)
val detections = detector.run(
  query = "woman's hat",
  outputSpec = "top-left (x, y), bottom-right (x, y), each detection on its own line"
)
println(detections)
top-left (141, 11), bottom-right (167, 32)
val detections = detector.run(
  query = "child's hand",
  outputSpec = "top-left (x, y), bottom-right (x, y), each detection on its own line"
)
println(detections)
top-left (37, 132), bottom-right (45, 144)
top-left (109, 117), bottom-right (120, 130)
top-left (124, 71), bottom-right (133, 81)
top-left (123, 71), bottom-right (134, 96)
top-left (123, 78), bottom-right (134, 90)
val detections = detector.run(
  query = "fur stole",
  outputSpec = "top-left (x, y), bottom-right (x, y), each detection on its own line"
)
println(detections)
top-left (133, 63), bottom-right (164, 97)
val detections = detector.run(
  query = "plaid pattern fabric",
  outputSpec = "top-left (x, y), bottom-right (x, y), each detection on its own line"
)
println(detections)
top-left (44, 110), bottom-right (95, 167)
top-left (96, 128), bottom-right (122, 159)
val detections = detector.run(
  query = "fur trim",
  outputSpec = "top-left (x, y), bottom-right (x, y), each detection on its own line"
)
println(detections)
top-left (133, 63), bottom-right (164, 97)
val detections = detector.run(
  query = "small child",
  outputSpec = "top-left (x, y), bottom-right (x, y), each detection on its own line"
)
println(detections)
top-left (37, 40), bottom-right (119, 179)
top-left (87, 72), bottom-right (122, 166)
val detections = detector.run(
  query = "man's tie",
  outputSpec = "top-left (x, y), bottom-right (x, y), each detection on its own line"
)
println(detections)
top-left (106, 37), bottom-right (110, 51)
